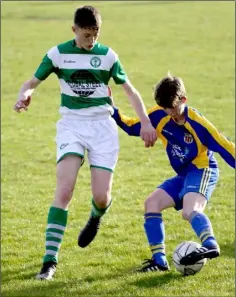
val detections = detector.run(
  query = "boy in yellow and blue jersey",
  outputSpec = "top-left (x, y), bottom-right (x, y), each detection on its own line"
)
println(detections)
top-left (111, 74), bottom-right (235, 272)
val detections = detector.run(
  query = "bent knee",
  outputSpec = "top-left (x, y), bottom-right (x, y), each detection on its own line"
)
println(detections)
top-left (58, 183), bottom-right (74, 198)
top-left (145, 195), bottom-right (163, 213)
top-left (93, 192), bottom-right (111, 208)
top-left (182, 209), bottom-right (195, 221)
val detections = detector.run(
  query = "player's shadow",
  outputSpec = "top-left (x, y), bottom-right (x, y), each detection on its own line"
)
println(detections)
top-left (130, 271), bottom-right (183, 288)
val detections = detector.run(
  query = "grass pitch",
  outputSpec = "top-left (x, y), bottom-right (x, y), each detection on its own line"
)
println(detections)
top-left (1, 1), bottom-right (235, 296)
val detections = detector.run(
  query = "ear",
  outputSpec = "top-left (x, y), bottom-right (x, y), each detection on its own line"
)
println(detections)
top-left (72, 25), bottom-right (76, 33)
top-left (181, 96), bottom-right (187, 103)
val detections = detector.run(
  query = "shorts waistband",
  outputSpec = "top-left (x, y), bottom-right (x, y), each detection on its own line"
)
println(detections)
top-left (61, 113), bottom-right (112, 121)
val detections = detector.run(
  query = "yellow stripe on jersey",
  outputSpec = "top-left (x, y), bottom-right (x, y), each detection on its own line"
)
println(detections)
top-left (147, 105), bottom-right (164, 114)
top-left (118, 110), bottom-right (140, 126)
top-left (157, 116), bottom-right (171, 148)
top-left (188, 108), bottom-right (235, 157)
top-left (184, 121), bottom-right (209, 168)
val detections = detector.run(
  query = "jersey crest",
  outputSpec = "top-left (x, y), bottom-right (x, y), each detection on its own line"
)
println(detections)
top-left (184, 133), bottom-right (193, 144)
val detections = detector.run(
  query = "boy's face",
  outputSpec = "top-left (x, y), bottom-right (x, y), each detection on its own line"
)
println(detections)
top-left (72, 25), bottom-right (100, 50)
top-left (163, 97), bottom-right (187, 118)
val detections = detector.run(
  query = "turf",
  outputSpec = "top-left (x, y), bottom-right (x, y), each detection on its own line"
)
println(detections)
top-left (1, 1), bottom-right (235, 296)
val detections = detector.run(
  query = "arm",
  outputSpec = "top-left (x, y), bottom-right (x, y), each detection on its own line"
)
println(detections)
top-left (112, 105), bottom-right (166, 137)
top-left (188, 109), bottom-right (235, 168)
top-left (14, 46), bottom-right (58, 113)
top-left (14, 77), bottom-right (42, 112)
top-left (109, 53), bottom-right (157, 147)
top-left (121, 80), bottom-right (157, 147)
top-left (112, 106), bottom-right (142, 136)
top-left (206, 124), bottom-right (235, 168)
top-left (122, 81), bottom-right (152, 124)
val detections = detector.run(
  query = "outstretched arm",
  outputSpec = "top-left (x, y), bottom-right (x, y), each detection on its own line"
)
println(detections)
top-left (14, 46), bottom-right (59, 113)
top-left (112, 106), bottom-right (142, 136)
top-left (14, 76), bottom-right (42, 112)
top-left (112, 105), bottom-right (167, 138)
top-left (188, 110), bottom-right (235, 168)
top-left (206, 125), bottom-right (235, 168)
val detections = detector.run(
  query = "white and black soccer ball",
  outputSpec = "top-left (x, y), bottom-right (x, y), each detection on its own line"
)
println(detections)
top-left (173, 241), bottom-right (207, 276)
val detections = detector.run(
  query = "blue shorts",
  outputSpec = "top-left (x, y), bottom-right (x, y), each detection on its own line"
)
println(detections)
top-left (158, 168), bottom-right (219, 211)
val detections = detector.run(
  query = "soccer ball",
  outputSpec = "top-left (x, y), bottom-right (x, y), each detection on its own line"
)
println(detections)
top-left (173, 241), bottom-right (207, 276)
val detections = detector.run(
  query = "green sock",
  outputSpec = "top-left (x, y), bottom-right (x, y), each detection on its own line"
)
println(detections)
top-left (91, 198), bottom-right (112, 218)
top-left (43, 206), bottom-right (68, 264)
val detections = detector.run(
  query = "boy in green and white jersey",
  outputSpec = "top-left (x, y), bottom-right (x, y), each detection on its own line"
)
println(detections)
top-left (14, 5), bottom-right (157, 280)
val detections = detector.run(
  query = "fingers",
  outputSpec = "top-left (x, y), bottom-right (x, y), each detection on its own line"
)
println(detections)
top-left (13, 101), bottom-right (28, 112)
top-left (141, 129), bottom-right (157, 147)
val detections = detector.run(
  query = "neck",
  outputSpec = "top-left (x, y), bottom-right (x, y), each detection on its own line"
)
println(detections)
top-left (74, 39), bottom-right (82, 48)
top-left (173, 113), bottom-right (185, 125)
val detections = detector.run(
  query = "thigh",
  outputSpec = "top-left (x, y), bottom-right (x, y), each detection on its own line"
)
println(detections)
top-left (180, 168), bottom-right (219, 202)
top-left (88, 117), bottom-right (119, 172)
top-left (56, 155), bottom-right (82, 184)
top-left (158, 175), bottom-right (185, 211)
top-left (145, 188), bottom-right (176, 213)
top-left (54, 155), bottom-right (83, 208)
top-left (56, 118), bottom-right (85, 163)
top-left (91, 167), bottom-right (113, 204)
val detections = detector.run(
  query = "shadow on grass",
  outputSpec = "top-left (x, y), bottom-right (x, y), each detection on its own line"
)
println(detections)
top-left (131, 270), bottom-right (183, 288)
top-left (1, 264), bottom-right (183, 297)
top-left (2, 263), bottom-right (39, 282)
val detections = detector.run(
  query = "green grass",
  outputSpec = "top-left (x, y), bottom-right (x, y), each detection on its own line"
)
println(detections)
top-left (1, 1), bottom-right (235, 296)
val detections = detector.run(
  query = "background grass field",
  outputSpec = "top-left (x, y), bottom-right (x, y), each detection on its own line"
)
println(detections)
top-left (1, 1), bottom-right (235, 296)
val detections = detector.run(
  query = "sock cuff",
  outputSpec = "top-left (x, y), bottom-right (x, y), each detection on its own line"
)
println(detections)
top-left (145, 212), bottom-right (162, 220)
top-left (48, 206), bottom-right (68, 226)
top-left (188, 210), bottom-right (200, 223)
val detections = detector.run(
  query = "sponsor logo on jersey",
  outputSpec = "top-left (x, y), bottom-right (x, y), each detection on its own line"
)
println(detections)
top-left (67, 70), bottom-right (102, 97)
top-left (184, 133), bottom-right (193, 144)
top-left (64, 60), bottom-right (76, 63)
top-left (90, 56), bottom-right (101, 68)
top-left (171, 144), bottom-right (186, 163)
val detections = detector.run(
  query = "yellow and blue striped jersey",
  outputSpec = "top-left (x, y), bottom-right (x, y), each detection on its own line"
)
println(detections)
top-left (112, 105), bottom-right (235, 176)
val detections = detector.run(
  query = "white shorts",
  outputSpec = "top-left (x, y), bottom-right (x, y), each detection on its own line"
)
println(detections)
top-left (56, 115), bottom-right (119, 172)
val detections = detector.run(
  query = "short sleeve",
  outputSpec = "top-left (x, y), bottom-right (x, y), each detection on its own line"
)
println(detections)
top-left (110, 59), bottom-right (127, 85)
top-left (34, 46), bottom-right (59, 81)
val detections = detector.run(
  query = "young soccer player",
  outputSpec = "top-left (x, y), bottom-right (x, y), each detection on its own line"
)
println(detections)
top-left (14, 5), bottom-right (157, 280)
top-left (112, 73), bottom-right (235, 272)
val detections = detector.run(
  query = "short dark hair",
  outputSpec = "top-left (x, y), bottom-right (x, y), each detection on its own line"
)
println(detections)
top-left (154, 73), bottom-right (186, 108)
top-left (74, 5), bottom-right (101, 30)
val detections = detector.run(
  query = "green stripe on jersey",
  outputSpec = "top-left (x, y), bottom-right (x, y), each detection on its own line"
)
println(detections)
top-left (61, 93), bottom-right (112, 109)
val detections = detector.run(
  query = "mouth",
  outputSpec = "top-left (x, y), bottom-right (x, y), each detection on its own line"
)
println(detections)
top-left (87, 45), bottom-right (94, 49)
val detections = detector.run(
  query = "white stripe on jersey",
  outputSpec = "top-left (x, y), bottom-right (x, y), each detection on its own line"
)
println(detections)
top-left (59, 79), bottom-right (109, 98)
top-left (47, 47), bottom-right (118, 71)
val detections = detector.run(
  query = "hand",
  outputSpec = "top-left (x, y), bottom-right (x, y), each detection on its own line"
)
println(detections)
top-left (14, 95), bottom-right (31, 113)
top-left (140, 121), bottom-right (157, 147)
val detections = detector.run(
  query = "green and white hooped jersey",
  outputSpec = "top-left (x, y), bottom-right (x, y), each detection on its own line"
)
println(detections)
top-left (34, 40), bottom-right (127, 117)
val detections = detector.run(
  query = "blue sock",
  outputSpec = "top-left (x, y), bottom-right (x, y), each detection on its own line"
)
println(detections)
top-left (189, 211), bottom-right (218, 248)
top-left (144, 213), bottom-right (167, 266)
